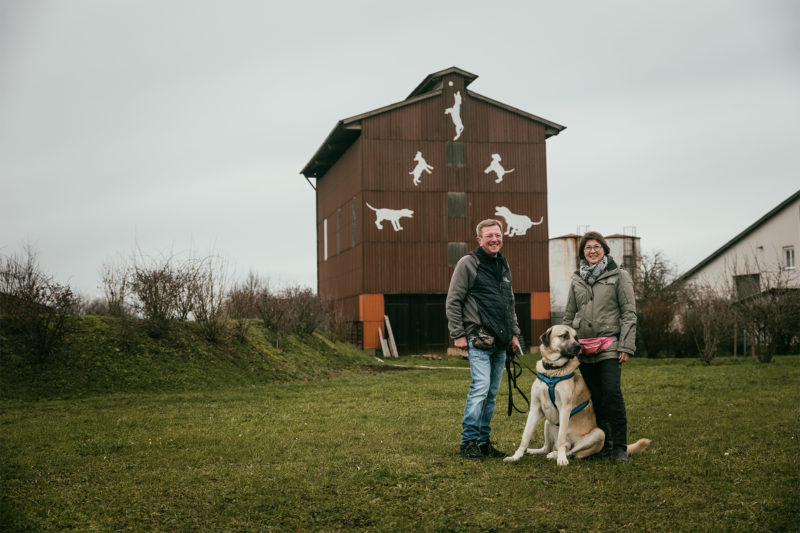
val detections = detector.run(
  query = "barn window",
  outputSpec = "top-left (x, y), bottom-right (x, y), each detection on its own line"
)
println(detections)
top-left (323, 218), bottom-right (328, 261)
top-left (448, 192), bottom-right (466, 218)
top-left (351, 197), bottom-right (357, 248)
top-left (336, 208), bottom-right (341, 255)
top-left (447, 141), bottom-right (465, 167)
top-left (448, 242), bottom-right (468, 267)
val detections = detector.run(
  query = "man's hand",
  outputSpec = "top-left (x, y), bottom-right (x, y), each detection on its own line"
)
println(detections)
top-left (512, 335), bottom-right (521, 354)
top-left (454, 336), bottom-right (468, 349)
top-left (618, 351), bottom-right (630, 363)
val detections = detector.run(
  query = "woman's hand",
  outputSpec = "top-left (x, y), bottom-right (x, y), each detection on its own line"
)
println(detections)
top-left (618, 351), bottom-right (630, 363)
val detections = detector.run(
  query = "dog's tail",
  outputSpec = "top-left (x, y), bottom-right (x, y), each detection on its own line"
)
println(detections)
top-left (626, 438), bottom-right (651, 456)
top-left (365, 202), bottom-right (378, 212)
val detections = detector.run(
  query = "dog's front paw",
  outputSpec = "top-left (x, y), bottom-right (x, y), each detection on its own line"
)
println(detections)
top-left (503, 454), bottom-right (521, 462)
top-left (557, 452), bottom-right (569, 466)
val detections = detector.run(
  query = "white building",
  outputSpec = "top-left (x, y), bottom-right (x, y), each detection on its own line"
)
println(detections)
top-left (549, 232), bottom-right (641, 324)
top-left (677, 190), bottom-right (800, 298)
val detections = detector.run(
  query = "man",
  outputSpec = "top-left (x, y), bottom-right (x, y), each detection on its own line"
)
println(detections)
top-left (446, 219), bottom-right (521, 460)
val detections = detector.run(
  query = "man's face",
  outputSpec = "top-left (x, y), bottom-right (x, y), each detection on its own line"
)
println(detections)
top-left (477, 225), bottom-right (503, 256)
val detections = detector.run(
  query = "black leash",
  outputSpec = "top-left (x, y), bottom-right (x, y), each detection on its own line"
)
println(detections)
top-left (505, 335), bottom-right (535, 416)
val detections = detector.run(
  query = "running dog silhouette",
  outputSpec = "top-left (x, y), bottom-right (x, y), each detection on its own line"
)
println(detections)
top-left (484, 154), bottom-right (515, 183)
top-left (494, 206), bottom-right (543, 237)
top-left (409, 151), bottom-right (434, 186)
top-left (444, 91), bottom-right (464, 141)
top-left (366, 203), bottom-right (414, 231)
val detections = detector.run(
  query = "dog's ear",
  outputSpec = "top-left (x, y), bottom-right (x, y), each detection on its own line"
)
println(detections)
top-left (540, 327), bottom-right (552, 347)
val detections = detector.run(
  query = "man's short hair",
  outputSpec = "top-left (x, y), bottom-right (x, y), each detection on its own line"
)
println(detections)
top-left (476, 219), bottom-right (503, 237)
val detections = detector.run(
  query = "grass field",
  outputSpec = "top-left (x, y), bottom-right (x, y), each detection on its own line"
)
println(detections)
top-left (2, 353), bottom-right (799, 532)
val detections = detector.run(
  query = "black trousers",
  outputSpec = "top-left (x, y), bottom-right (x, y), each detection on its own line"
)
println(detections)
top-left (580, 358), bottom-right (627, 451)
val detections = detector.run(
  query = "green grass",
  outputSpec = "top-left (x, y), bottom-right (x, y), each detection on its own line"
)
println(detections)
top-left (2, 352), bottom-right (798, 531)
top-left (0, 316), bottom-right (374, 400)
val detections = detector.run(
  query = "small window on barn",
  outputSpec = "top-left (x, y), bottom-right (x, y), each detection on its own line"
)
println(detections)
top-left (448, 242), bottom-right (468, 267)
top-left (447, 141), bottom-right (465, 168)
top-left (323, 218), bottom-right (328, 261)
top-left (734, 274), bottom-right (760, 300)
top-left (351, 197), bottom-right (357, 248)
top-left (448, 192), bottom-right (466, 218)
top-left (336, 208), bottom-right (341, 255)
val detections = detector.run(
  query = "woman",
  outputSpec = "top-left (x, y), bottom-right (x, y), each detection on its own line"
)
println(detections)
top-left (562, 232), bottom-right (637, 464)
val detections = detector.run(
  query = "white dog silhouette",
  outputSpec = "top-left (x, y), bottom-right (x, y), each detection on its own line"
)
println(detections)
top-left (494, 206), bottom-right (543, 237)
top-left (485, 154), bottom-right (515, 183)
top-left (409, 151), bottom-right (434, 186)
top-left (444, 91), bottom-right (464, 141)
top-left (366, 203), bottom-right (414, 231)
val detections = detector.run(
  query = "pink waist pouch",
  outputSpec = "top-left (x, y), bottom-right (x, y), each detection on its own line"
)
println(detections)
top-left (579, 336), bottom-right (615, 355)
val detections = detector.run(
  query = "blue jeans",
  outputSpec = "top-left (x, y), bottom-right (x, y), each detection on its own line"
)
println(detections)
top-left (461, 336), bottom-right (507, 445)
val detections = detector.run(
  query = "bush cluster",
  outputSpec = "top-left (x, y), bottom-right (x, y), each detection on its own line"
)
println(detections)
top-left (1, 246), bottom-right (341, 358)
top-left (635, 251), bottom-right (800, 362)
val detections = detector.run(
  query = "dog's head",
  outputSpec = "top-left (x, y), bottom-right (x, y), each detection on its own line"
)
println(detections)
top-left (400, 209), bottom-right (414, 217)
top-left (494, 206), bottom-right (510, 218)
top-left (539, 325), bottom-right (581, 363)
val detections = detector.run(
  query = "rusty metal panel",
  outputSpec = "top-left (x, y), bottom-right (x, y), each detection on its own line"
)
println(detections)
top-left (467, 97), bottom-right (547, 143)
top-left (317, 138), bottom-right (362, 217)
top-left (465, 142), bottom-right (547, 194)
top-left (362, 191), bottom-right (448, 244)
top-left (364, 242), bottom-right (451, 293)
top-left (317, 245), bottom-right (363, 301)
top-left (361, 139), bottom-right (448, 192)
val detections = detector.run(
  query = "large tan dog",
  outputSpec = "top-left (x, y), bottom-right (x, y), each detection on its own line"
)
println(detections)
top-left (504, 325), bottom-right (650, 466)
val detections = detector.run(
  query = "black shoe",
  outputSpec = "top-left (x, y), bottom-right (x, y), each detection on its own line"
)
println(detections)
top-left (612, 447), bottom-right (628, 464)
top-left (479, 441), bottom-right (505, 458)
top-left (460, 441), bottom-right (483, 460)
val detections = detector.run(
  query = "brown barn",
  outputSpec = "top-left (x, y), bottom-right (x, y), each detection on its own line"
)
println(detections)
top-left (300, 67), bottom-right (565, 354)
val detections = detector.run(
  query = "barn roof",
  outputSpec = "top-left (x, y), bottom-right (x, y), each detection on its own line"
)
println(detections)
top-left (300, 67), bottom-right (566, 180)
top-left (677, 189), bottom-right (800, 282)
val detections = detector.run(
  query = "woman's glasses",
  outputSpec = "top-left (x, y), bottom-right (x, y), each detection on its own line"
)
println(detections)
top-left (584, 245), bottom-right (603, 251)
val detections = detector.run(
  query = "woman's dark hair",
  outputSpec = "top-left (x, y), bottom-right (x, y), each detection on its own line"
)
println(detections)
top-left (578, 231), bottom-right (610, 260)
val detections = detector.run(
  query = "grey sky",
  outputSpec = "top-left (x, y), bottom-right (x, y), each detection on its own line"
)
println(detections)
top-left (1, 0), bottom-right (798, 298)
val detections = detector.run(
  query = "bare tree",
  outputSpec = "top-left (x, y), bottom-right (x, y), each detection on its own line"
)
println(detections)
top-left (0, 244), bottom-right (76, 360)
top-left (637, 251), bottom-right (681, 357)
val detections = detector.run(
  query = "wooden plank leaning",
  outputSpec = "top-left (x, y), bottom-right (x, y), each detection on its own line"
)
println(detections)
top-left (378, 327), bottom-right (390, 358)
top-left (384, 315), bottom-right (399, 358)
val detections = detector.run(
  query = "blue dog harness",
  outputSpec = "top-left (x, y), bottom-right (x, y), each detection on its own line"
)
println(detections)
top-left (536, 372), bottom-right (590, 426)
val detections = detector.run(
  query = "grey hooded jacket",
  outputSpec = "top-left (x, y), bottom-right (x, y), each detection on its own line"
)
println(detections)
top-left (562, 259), bottom-right (637, 363)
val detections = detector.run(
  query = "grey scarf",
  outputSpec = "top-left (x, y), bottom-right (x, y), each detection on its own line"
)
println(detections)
top-left (579, 255), bottom-right (609, 285)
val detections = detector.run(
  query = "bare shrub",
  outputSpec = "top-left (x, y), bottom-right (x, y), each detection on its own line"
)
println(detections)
top-left (257, 289), bottom-right (293, 349)
top-left (679, 284), bottom-right (734, 363)
top-left (129, 253), bottom-right (183, 338)
top-left (225, 271), bottom-right (263, 342)
top-left (637, 251), bottom-right (681, 357)
top-left (284, 286), bottom-right (328, 336)
top-left (101, 261), bottom-right (130, 317)
top-left (0, 245), bottom-right (76, 360)
top-left (191, 256), bottom-right (228, 342)
top-left (730, 256), bottom-right (800, 362)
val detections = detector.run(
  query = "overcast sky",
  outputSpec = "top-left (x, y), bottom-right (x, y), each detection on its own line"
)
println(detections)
top-left (1, 0), bottom-right (798, 298)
